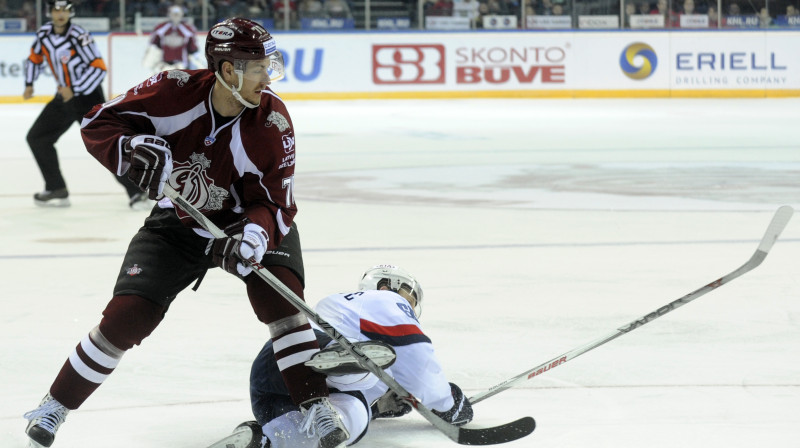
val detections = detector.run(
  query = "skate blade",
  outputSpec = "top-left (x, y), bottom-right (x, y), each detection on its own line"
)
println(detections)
top-left (34, 198), bottom-right (71, 208)
top-left (27, 439), bottom-right (46, 448)
top-left (204, 424), bottom-right (255, 448)
top-left (305, 343), bottom-right (396, 373)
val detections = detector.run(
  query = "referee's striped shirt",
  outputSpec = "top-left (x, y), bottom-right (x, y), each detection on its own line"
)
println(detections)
top-left (25, 21), bottom-right (106, 96)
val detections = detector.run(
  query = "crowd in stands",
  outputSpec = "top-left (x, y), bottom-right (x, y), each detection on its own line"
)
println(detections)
top-left (427, 0), bottom-right (800, 28)
top-left (2, 0), bottom-right (800, 30)
top-left (622, 0), bottom-right (800, 28)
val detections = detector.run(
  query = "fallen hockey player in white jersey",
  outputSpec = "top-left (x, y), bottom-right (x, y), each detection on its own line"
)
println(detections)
top-left (208, 264), bottom-right (473, 448)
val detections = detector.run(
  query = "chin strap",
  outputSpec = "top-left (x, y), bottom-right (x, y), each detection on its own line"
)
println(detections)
top-left (214, 71), bottom-right (258, 109)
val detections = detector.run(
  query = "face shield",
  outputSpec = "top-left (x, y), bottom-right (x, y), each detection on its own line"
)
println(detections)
top-left (234, 51), bottom-right (285, 84)
top-left (220, 46), bottom-right (285, 109)
top-left (262, 39), bottom-right (285, 83)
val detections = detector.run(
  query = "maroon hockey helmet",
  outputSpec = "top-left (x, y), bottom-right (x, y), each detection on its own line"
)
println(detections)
top-left (205, 18), bottom-right (284, 82)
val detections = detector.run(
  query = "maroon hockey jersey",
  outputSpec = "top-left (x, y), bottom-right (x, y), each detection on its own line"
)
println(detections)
top-left (149, 21), bottom-right (199, 67)
top-left (81, 69), bottom-right (297, 248)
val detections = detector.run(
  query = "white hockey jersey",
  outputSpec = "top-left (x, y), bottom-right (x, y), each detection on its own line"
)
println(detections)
top-left (312, 290), bottom-right (455, 413)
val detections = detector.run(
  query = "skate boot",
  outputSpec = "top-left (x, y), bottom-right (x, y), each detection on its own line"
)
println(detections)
top-left (204, 421), bottom-right (264, 448)
top-left (304, 341), bottom-right (396, 375)
top-left (23, 394), bottom-right (70, 447)
top-left (299, 397), bottom-right (349, 448)
top-left (33, 188), bottom-right (70, 207)
top-left (128, 191), bottom-right (153, 211)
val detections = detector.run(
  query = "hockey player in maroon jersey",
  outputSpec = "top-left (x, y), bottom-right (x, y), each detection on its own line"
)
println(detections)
top-left (23, 17), bottom-right (348, 448)
top-left (142, 5), bottom-right (204, 73)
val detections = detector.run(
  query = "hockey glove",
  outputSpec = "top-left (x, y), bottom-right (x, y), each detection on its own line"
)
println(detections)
top-left (432, 383), bottom-right (473, 426)
top-left (370, 391), bottom-right (412, 420)
top-left (124, 134), bottom-right (173, 200)
top-left (212, 220), bottom-right (269, 277)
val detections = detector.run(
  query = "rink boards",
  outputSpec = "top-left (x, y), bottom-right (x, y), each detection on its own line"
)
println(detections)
top-left (1, 30), bottom-right (799, 100)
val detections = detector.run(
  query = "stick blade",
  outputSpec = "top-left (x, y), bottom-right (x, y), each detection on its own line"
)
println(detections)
top-left (456, 416), bottom-right (536, 446)
top-left (758, 205), bottom-right (794, 253)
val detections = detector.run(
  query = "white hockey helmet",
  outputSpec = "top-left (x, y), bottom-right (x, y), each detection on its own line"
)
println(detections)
top-left (358, 264), bottom-right (424, 316)
top-left (168, 5), bottom-right (184, 23)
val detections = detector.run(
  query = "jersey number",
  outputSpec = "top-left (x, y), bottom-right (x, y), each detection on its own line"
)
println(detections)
top-left (282, 175), bottom-right (294, 206)
top-left (343, 292), bottom-right (364, 301)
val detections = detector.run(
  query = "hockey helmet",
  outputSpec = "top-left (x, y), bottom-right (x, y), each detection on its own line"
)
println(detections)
top-left (359, 264), bottom-right (424, 316)
top-left (47, 0), bottom-right (74, 17)
top-left (167, 5), bottom-right (184, 23)
top-left (205, 18), bottom-right (284, 82)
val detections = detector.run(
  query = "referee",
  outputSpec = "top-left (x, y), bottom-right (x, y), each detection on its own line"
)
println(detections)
top-left (24, 0), bottom-right (145, 208)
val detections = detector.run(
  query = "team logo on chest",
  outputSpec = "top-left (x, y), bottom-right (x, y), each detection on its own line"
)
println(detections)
top-left (168, 152), bottom-right (229, 211)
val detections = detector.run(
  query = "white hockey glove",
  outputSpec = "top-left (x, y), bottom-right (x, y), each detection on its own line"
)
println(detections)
top-left (123, 134), bottom-right (173, 200)
top-left (432, 383), bottom-right (473, 426)
top-left (212, 220), bottom-right (269, 277)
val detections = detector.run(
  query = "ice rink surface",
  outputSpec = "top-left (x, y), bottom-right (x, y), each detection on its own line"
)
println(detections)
top-left (1, 97), bottom-right (799, 448)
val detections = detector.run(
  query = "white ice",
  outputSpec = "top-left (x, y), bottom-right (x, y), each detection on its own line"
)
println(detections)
top-left (1, 98), bottom-right (799, 448)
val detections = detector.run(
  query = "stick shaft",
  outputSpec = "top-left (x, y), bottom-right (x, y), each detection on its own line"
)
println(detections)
top-left (469, 206), bottom-right (793, 404)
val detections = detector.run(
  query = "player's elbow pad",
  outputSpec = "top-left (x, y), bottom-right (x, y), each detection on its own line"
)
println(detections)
top-left (432, 382), bottom-right (473, 426)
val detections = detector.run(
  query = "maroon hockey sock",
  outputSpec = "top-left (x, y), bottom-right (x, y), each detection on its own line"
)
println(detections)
top-left (97, 295), bottom-right (166, 350)
top-left (272, 323), bottom-right (329, 404)
top-left (247, 267), bottom-right (329, 403)
top-left (49, 295), bottom-right (165, 409)
top-left (246, 265), bottom-right (306, 324)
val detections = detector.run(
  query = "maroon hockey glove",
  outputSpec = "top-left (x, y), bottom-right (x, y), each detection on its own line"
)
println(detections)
top-left (212, 220), bottom-right (269, 277)
top-left (432, 383), bottom-right (473, 426)
top-left (124, 134), bottom-right (173, 200)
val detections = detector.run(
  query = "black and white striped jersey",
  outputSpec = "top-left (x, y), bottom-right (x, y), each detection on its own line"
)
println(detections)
top-left (25, 21), bottom-right (106, 96)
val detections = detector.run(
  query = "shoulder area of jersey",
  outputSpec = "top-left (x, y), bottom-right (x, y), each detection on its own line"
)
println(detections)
top-left (156, 68), bottom-right (213, 88)
top-left (328, 289), bottom-right (407, 304)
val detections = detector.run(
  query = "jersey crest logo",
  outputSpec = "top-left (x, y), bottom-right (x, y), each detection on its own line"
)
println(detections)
top-left (168, 152), bottom-right (229, 211)
top-left (266, 111), bottom-right (289, 132)
top-left (167, 70), bottom-right (190, 86)
top-left (126, 264), bottom-right (143, 276)
top-left (397, 302), bottom-right (419, 322)
top-left (56, 48), bottom-right (71, 64)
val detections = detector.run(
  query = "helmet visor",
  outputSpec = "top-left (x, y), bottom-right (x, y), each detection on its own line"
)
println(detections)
top-left (266, 51), bottom-right (285, 83)
top-left (238, 51), bottom-right (285, 84)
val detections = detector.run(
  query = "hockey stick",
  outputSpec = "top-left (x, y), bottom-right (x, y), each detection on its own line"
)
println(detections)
top-left (163, 185), bottom-right (535, 446)
top-left (469, 205), bottom-right (794, 405)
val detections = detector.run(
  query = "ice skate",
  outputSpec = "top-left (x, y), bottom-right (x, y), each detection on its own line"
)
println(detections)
top-left (204, 421), bottom-right (264, 448)
top-left (23, 394), bottom-right (70, 448)
top-left (33, 189), bottom-right (70, 208)
top-left (305, 340), bottom-right (396, 375)
top-left (299, 397), bottom-right (349, 448)
top-left (128, 191), bottom-right (154, 210)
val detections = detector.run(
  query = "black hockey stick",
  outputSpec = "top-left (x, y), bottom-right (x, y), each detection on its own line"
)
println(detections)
top-left (163, 185), bottom-right (535, 446)
top-left (469, 205), bottom-right (794, 405)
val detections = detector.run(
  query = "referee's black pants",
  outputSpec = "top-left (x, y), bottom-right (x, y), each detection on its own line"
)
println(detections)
top-left (26, 86), bottom-right (140, 197)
